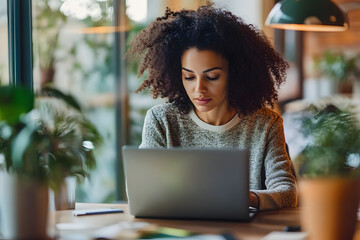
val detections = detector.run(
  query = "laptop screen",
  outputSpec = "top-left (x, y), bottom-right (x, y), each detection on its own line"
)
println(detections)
top-left (122, 146), bottom-right (251, 221)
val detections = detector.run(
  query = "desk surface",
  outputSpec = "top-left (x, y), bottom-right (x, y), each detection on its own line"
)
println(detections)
top-left (49, 203), bottom-right (360, 240)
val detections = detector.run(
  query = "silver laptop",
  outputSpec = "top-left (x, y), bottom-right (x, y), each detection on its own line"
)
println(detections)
top-left (122, 146), bottom-right (256, 221)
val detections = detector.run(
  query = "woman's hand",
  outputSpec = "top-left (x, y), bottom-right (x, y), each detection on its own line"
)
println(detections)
top-left (249, 191), bottom-right (259, 209)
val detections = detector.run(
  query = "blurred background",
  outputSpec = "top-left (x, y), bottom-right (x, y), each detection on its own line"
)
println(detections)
top-left (0, 0), bottom-right (359, 203)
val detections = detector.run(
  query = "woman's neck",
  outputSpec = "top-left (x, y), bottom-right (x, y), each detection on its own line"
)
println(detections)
top-left (195, 107), bottom-right (237, 126)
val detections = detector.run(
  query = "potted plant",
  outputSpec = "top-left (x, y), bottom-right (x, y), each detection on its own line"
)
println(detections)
top-left (314, 50), bottom-right (360, 98)
top-left (0, 86), bottom-right (102, 239)
top-left (36, 87), bottom-right (102, 210)
top-left (295, 104), bottom-right (360, 240)
top-left (0, 86), bottom-right (49, 239)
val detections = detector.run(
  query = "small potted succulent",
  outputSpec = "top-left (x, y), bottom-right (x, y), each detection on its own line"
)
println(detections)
top-left (0, 86), bottom-right (102, 239)
top-left (295, 104), bottom-right (360, 240)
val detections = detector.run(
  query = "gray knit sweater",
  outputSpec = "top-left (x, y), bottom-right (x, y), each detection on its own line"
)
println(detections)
top-left (139, 103), bottom-right (298, 210)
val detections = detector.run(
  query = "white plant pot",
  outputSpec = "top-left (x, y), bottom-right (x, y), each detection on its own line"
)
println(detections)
top-left (304, 78), bottom-right (320, 102)
top-left (0, 171), bottom-right (49, 239)
top-left (319, 77), bottom-right (339, 98)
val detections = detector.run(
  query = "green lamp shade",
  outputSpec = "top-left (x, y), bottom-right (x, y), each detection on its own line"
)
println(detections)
top-left (266, 0), bottom-right (348, 32)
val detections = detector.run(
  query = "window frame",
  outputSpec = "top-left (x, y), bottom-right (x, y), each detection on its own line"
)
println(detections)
top-left (7, 0), bottom-right (33, 90)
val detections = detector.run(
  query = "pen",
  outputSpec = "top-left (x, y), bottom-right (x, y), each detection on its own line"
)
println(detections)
top-left (221, 232), bottom-right (238, 240)
top-left (73, 208), bottom-right (124, 216)
top-left (283, 225), bottom-right (301, 232)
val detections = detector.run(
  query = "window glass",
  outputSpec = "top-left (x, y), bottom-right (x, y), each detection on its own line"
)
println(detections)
top-left (32, 0), bottom-right (116, 202)
top-left (0, 1), bottom-right (9, 85)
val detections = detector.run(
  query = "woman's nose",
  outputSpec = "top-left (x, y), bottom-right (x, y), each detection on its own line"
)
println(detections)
top-left (195, 78), bottom-right (207, 93)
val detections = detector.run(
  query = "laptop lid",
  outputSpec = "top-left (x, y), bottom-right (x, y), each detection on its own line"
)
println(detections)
top-left (122, 146), bottom-right (252, 221)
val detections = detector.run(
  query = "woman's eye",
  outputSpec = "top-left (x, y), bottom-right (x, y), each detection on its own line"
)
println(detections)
top-left (184, 76), bottom-right (195, 80)
top-left (207, 76), bottom-right (219, 81)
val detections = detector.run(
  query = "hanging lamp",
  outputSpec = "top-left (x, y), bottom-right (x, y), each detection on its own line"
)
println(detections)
top-left (265, 0), bottom-right (349, 32)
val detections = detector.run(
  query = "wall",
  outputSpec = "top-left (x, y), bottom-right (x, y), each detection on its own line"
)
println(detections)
top-left (303, 1), bottom-right (360, 80)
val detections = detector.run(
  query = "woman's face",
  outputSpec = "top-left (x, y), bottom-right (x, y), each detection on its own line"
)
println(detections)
top-left (181, 48), bottom-right (230, 115)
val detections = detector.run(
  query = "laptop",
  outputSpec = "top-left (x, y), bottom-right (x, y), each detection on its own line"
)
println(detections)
top-left (122, 146), bottom-right (256, 221)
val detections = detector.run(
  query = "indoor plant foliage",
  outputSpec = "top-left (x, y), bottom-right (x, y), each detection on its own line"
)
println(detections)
top-left (313, 50), bottom-right (360, 98)
top-left (0, 87), bottom-right (39, 175)
top-left (296, 104), bottom-right (360, 178)
top-left (0, 86), bottom-right (102, 238)
top-left (0, 86), bottom-right (102, 189)
top-left (0, 86), bottom-right (47, 239)
top-left (315, 50), bottom-right (359, 82)
top-left (35, 87), bottom-right (102, 190)
top-left (295, 104), bottom-right (360, 240)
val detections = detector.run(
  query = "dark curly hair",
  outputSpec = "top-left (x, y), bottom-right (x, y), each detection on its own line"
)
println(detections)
top-left (128, 4), bottom-right (288, 114)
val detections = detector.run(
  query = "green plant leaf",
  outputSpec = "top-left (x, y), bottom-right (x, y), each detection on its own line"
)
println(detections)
top-left (296, 104), bottom-right (360, 178)
top-left (39, 87), bottom-right (82, 111)
top-left (1, 84), bottom-right (103, 189)
top-left (314, 50), bottom-right (359, 82)
top-left (0, 86), bottom-right (34, 124)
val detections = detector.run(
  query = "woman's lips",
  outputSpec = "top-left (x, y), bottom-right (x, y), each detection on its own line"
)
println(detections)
top-left (194, 97), bottom-right (212, 105)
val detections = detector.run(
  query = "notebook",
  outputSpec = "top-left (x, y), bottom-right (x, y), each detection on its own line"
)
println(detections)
top-left (122, 146), bottom-right (256, 221)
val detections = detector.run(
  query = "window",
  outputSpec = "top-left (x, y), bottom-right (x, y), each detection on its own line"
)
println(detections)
top-left (0, 1), bottom-right (9, 85)
top-left (32, 0), bottom-right (117, 202)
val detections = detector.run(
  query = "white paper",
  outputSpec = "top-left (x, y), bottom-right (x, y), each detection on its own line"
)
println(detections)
top-left (139, 236), bottom-right (226, 240)
top-left (262, 231), bottom-right (308, 240)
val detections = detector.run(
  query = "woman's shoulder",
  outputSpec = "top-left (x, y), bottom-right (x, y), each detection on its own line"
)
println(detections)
top-left (245, 107), bottom-right (282, 123)
top-left (257, 107), bottom-right (281, 117)
top-left (147, 102), bottom-right (182, 118)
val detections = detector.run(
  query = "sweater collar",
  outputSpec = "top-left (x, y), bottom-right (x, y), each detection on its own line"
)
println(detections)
top-left (189, 110), bottom-right (240, 132)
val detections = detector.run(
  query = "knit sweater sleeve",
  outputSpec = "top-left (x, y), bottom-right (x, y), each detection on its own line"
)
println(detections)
top-left (252, 116), bottom-right (298, 210)
top-left (139, 108), bottom-right (166, 148)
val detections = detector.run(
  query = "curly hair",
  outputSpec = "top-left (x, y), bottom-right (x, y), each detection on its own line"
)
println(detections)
top-left (128, 4), bottom-right (288, 114)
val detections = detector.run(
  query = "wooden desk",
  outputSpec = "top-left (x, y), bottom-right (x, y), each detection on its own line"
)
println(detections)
top-left (49, 203), bottom-right (360, 240)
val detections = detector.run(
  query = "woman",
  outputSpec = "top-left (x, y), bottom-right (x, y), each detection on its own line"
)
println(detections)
top-left (128, 4), bottom-right (298, 210)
